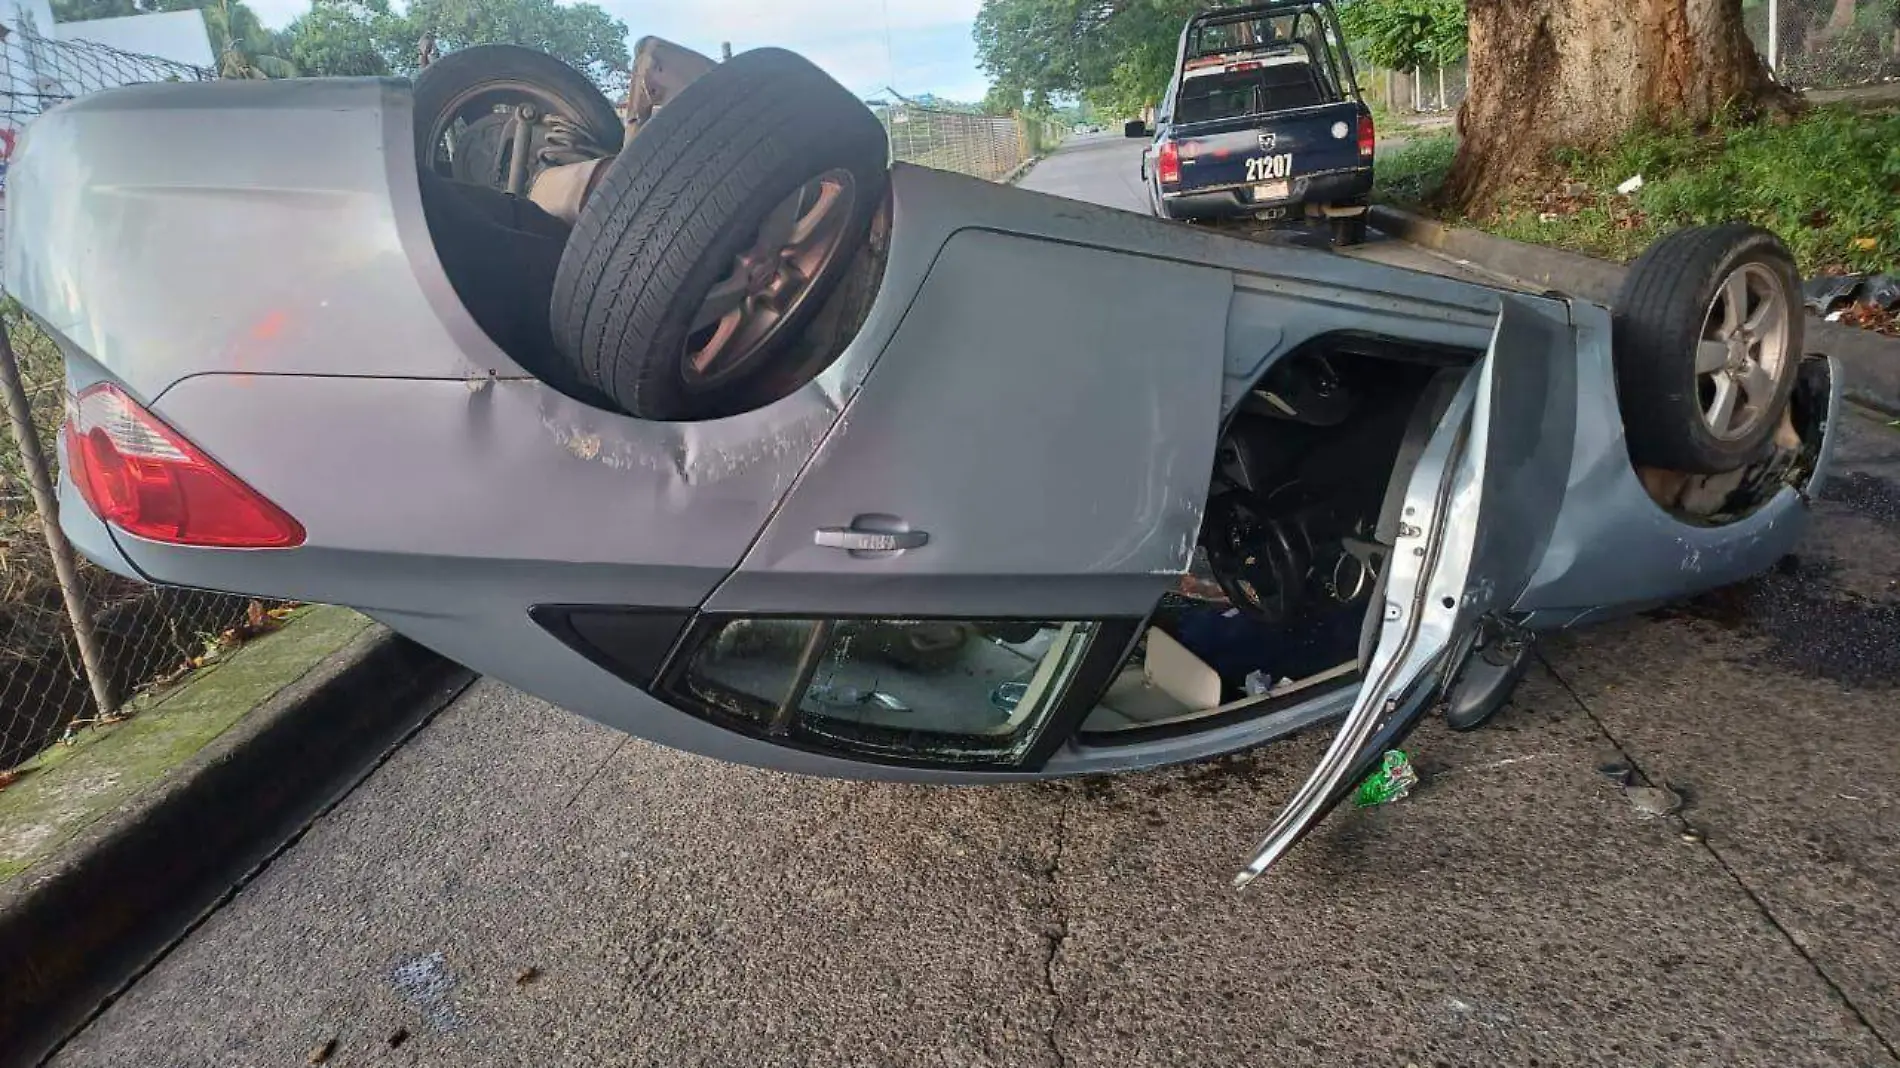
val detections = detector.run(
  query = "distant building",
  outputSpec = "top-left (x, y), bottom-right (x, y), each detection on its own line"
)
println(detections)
top-left (54, 11), bottom-right (216, 68)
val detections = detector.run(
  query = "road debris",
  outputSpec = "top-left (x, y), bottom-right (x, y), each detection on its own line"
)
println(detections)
top-left (387, 1028), bottom-right (411, 1049)
top-left (1615, 174), bottom-right (1644, 195)
top-left (1596, 760), bottom-right (1634, 787)
top-left (514, 965), bottom-right (542, 986)
top-left (1625, 784), bottom-right (1683, 819)
top-left (306, 1037), bottom-right (337, 1064)
top-left (1352, 750), bottom-right (1418, 808)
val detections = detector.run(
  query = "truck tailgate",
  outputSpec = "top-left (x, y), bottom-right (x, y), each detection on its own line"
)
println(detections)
top-left (1175, 101), bottom-right (1363, 196)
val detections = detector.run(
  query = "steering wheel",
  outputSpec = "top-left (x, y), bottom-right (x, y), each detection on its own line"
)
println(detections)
top-left (1200, 491), bottom-right (1310, 624)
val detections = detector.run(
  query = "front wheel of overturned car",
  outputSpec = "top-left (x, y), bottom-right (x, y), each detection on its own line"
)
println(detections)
top-left (413, 45), bottom-right (625, 192)
top-left (1611, 225), bottom-right (1803, 474)
top-left (550, 48), bottom-right (890, 421)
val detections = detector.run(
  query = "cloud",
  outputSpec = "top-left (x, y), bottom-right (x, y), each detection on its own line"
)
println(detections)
top-left (244, 0), bottom-right (990, 100)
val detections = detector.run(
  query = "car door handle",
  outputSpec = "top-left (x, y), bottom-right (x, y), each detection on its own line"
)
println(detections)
top-left (814, 527), bottom-right (928, 553)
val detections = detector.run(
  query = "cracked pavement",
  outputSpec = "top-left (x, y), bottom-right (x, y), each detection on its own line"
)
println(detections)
top-left (45, 137), bottom-right (1900, 1068)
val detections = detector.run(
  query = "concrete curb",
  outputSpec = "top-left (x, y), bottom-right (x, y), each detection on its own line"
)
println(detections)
top-left (1370, 204), bottom-right (1900, 416)
top-left (0, 626), bottom-right (474, 1068)
top-left (1001, 155), bottom-right (1042, 185)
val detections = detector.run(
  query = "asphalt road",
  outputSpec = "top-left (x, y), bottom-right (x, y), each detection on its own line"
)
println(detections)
top-left (49, 140), bottom-right (1900, 1068)
top-left (1024, 132), bottom-right (1502, 282)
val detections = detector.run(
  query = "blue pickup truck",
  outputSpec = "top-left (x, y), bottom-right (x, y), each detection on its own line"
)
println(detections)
top-left (1129, 1), bottom-right (1374, 244)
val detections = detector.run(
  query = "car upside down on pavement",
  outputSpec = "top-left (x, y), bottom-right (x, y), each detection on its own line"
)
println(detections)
top-left (4, 40), bottom-right (1840, 886)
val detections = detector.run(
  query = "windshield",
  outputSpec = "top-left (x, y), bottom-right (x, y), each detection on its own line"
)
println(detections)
top-left (1175, 59), bottom-right (1330, 123)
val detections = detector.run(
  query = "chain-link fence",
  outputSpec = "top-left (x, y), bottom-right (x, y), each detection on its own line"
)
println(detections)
top-left (1, 26), bottom-right (262, 774)
top-left (878, 103), bottom-right (1065, 182)
top-left (1359, 60), bottom-right (1466, 115)
top-left (1746, 0), bottom-right (1900, 89)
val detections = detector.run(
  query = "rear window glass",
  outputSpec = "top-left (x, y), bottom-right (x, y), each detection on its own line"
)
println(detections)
top-left (1175, 63), bottom-right (1327, 123)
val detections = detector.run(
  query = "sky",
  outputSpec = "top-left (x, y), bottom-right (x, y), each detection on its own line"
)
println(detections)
top-left (242, 0), bottom-right (993, 103)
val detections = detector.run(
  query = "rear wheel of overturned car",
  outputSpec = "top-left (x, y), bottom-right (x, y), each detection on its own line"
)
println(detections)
top-left (413, 45), bottom-right (624, 191)
top-left (549, 48), bottom-right (890, 420)
top-left (1611, 225), bottom-right (1803, 474)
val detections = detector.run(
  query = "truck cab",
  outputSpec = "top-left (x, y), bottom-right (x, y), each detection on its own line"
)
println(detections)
top-left (1130, 1), bottom-right (1374, 243)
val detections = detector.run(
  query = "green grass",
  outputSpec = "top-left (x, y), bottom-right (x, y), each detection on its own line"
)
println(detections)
top-left (1479, 106), bottom-right (1900, 275)
top-left (1373, 130), bottom-right (1457, 207)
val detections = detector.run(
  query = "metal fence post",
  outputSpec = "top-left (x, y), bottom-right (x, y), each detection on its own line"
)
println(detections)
top-left (0, 317), bottom-right (117, 717)
top-left (1767, 0), bottom-right (1780, 72)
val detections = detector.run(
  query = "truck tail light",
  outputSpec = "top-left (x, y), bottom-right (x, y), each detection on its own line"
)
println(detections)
top-left (1158, 141), bottom-right (1182, 185)
top-left (62, 383), bottom-right (304, 548)
top-left (1358, 113), bottom-right (1376, 159)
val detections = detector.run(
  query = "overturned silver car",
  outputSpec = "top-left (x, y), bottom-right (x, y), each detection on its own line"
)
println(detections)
top-left (4, 43), bottom-right (1839, 885)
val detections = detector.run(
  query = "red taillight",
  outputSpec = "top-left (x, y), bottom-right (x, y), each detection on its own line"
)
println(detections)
top-left (1357, 113), bottom-right (1376, 159)
top-left (1158, 141), bottom-right (1182, 185)
top-left (62, 383), bottom-right (304, 548)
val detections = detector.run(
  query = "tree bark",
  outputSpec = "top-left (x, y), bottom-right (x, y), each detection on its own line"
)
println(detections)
top-left (1439, 0), bottom-right (1797, 216)
top-left (1819, 0), bottom-right (1857, 38)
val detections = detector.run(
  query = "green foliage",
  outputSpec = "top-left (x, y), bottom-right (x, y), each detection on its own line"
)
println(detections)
top-left (1372, 129), bottom-right (1455, 205)
top-left (55, 0), bottom-right (630, 88)
top-left (1334, 0), bottom-right (1465, 73)
top-left (980, 83), bottom-right (1026, 116)
top-left (49, 0), bottom-right (138, 19)
top-left (407, 0), bottom-right (630, 90)
top-left (277, 0), bottom-right (412, 77)
top-left (974, 0), bottom-right (1203, 117)
top-left (1486, 106), bottom-right (1900, 274)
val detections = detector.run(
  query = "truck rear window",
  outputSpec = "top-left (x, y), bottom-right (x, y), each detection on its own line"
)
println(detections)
top-left (1176, 63), bottom-right (1327, 124)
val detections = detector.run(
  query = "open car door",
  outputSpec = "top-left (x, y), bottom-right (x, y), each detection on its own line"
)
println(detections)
top-left (1236, 294), bottom-right (1574, 886)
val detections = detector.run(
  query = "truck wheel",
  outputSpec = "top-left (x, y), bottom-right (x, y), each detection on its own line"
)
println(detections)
top-left (414, 45), bottom-right (623, 190)
top-left (1329, 214), bottom-right (1367, 247)
top-left (550, 48), bottom-right (889, 420)
top-left (1612, 225), bottom-right (1802, 473)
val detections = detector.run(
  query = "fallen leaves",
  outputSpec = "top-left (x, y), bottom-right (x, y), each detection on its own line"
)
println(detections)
top-left (1837, 301), bottom-right (1900, 336)
top-left (149, 601), bottom-right (296, 688)
top-left (1525, 180), bottom-right (1648, 231)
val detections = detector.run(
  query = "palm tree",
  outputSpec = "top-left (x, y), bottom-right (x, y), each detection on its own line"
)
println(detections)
top-left (204, 0), bottom-right (297, 78)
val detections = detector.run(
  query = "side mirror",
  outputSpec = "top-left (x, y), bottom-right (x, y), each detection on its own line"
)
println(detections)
top-left (1124, 120), bottom-right (1149, 139)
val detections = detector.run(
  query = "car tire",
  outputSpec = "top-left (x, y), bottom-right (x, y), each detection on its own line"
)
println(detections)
top-left (1330, 214), bottom-right (1367, 247)
top-left (413, 45), bottom-right (624, 186)
top-left (1612, 225), bottom-right (1803, 473)
top-left (550, 48), bottom-right (889, 420)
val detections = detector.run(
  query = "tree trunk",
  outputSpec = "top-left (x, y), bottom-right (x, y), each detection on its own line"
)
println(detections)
top-left (1439, 0), bottom-right (1796, 216)
top-left (1819, 0), bottom-right (1857, 38)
